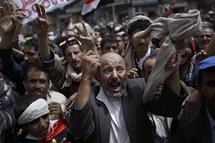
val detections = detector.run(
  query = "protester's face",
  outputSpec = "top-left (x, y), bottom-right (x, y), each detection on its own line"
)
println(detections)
top-left (24, 70), bottom-right (49, 98)
top-left (131, 32), bottom-right (151, 59)
top-left (24, 46), bottom-right (40, 66)
top-left (23, 114), bottom-right (49, 138)
top-left (65, 45), bottom-right (82, 72)
top-left (200, 71), bottom-right (215, 117)
top-left (102, 42), bottom-right (119, 55)
top-left (99, 53), bottom-right (127, 97)
top-left (196, 28), bottom-right (214, 50)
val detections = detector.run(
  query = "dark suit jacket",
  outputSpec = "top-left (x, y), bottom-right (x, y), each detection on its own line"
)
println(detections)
top-left (69, 78), bottom-right (185, 143)
top-left (171, 106), bottom-right (213, 143)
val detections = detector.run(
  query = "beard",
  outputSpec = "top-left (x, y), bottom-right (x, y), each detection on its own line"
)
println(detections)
top-left (103, 88), bottom-right (126, 99)
top-left (102, 81), bottom-right (127, 99)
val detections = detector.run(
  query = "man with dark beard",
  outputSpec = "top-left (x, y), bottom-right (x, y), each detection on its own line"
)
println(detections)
top-left (68, 51), bottom-right (187, 143)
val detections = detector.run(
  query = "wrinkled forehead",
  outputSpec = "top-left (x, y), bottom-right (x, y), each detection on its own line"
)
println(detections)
top-left (100, 53), bottom-right (125, 65)
top-left (198, 28), bottom-right (214, 35)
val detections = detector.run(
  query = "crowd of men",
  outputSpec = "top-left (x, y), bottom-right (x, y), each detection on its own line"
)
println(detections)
top-left (0, 1), bottom-right (215, 143)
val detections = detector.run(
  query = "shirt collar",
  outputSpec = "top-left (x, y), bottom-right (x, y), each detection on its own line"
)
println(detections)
top-left (96, 87), bottom-right (108, 104)
top-left (135, 47), bottom-right (151, 70)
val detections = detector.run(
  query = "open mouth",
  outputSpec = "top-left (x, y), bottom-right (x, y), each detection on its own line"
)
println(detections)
top-left (109, 81), bottom-right (121, 91)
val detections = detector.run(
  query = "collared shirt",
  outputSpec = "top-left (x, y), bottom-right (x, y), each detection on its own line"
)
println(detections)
top-left (135, 47), bottom-right (151, 70)
top-left (96, 87), bottom-right (130, 143)
top-left (206, 107), bottom-right (215, 143)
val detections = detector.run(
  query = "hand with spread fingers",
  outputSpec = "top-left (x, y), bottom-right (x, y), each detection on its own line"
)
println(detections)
top-left (0, 1), bottom-right (25, 49)
top-left (33, 3), bottom-right (51, 61)
top-left (74, 22), bottom-right (98, 55)
top-left (32, 3), bottom-right (48, 37)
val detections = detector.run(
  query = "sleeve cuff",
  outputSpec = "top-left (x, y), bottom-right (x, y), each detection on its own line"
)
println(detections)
top-left (39, 48), bottom-right (55, 68)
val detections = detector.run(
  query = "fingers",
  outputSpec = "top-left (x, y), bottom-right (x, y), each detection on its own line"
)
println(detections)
top-left (3, 1), bottom-right (13, 16)
top-left (127, 68), bottom-right (138, 78)
top-left (74, 22), bottom-right (89, 36)
top-left (8, 1), bottom-right (14, 14)
top-left (170, 0), bottom-right (176, 8)
top-left (40, 4), bottom-right (46, 16)
top-left (13, 10), bottom-right (25, 22)
top-left (48, 102), bottom-right (62, 113)
top-left (81, 21), bottom-right (88, 35)
top-left (82, 52), bottom-right (101, 76)
top-left (74, 24), bottom-right (83, 35)
top-left (35, 3), bottom-right (47, 19)
top-left (85, 50), bottom-right (97, 56)
top-left (35, 3), bottom-right (42, 17)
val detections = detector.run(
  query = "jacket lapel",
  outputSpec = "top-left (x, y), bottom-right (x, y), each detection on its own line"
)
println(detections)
top-left (122, 91), bottom-right (138, 143)
top-left (96, 99), bottom-right (111, 143)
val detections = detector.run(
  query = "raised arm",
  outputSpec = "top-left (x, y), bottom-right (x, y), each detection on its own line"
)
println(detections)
top-left (68, 51), bottom-right (100, 140)
top-left (32, 4), bottom-right (67, 91)
top-left (32, 4), bottom-right (50, 60)
top-left (74, 50), bottom-right (100, 110)
top-left (0, 1), bottom-right (26, 87)
top-left (145, 50), bottom-right (187, 117)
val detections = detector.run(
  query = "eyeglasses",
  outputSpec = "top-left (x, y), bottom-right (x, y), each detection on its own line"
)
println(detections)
top-left (59, 37), bottom-right (84, 51)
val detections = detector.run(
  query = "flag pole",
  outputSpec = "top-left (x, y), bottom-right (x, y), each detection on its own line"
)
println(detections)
top-left (112, 3), bottom-right (116, 22)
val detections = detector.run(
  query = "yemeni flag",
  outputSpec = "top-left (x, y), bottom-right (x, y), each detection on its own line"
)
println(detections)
top-left (81, 0), bottom-right (101, 15)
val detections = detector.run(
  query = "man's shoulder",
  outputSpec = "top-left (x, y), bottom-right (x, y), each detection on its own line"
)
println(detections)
top-left (127, 78), bottom-right (145, 88)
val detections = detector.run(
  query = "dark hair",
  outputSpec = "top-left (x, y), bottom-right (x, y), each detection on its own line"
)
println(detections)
top-left (127, 19), bottom-right (152, 36)
top-left (24, 66), bottom-right (49, 82)
top-left (25, 37), bottom-right (39, 52)
top-left (100, 34), bottom-right (118, 50)
top-left (14, 93), bottom-right (42, 121)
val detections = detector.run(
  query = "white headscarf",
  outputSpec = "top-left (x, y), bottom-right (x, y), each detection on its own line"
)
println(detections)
top-left (17, 98), bottom-right (49, 125)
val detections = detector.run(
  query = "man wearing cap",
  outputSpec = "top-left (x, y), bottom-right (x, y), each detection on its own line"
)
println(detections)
top-left (171, 56), bottom-right (215, 143)
top-left (125, 14), bottom-right (158, 78)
